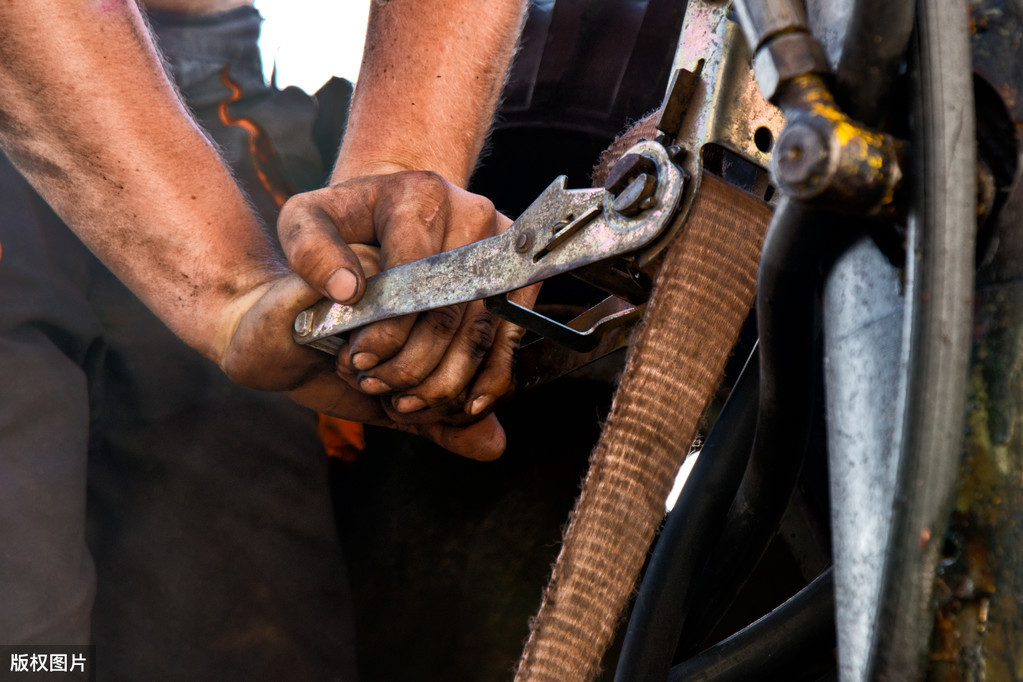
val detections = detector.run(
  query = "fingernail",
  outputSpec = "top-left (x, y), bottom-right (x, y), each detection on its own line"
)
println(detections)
top-left (394, 395), bottom-right (427, 413)
top-left (351, 352), bottom-right (379, 371)
top-left (468, 395), bottom-right (493, 416)
top-left (359, 376), bottom-right (391, 394)
top-left (326, 268), bottom-right (359, 302)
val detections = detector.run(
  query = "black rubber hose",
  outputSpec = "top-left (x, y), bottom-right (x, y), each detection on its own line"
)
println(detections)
top-left (612, 347), bottom-right (760, 681)
top-left (674, 197), bottom-right (823, 657)
top-left (667, 568), bottom-right (835, 682)
top-left (833, 0), bottom-right (915, 126)
top-left (866, 0), bottom-right (976, 677)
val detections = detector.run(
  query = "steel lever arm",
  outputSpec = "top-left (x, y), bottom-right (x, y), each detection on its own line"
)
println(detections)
top-left (293, 139), bottom-right (684, 355)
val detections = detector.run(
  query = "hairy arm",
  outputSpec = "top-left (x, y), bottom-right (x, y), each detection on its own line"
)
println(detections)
top-left (0, 0), bottom-right (279, 361)
top-left (0, 0), bottom-right (515, 458)
top-left (337, 0), bottom-right (527, 185)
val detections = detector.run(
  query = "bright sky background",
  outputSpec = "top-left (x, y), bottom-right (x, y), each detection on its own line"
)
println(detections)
top-left (254, 0), bottom-right (371, 93)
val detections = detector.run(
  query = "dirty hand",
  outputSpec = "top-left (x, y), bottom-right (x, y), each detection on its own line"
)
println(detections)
top-left (218, 268), bottom-right (517, 462)
top-left (276, 170), bottom-right (539, 454)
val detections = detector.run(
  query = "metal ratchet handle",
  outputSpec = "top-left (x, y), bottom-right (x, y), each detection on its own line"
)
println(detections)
top-left (292, 140), bottom-right (685, 355)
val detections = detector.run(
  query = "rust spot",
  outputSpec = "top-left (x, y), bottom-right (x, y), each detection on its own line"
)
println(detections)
top-left (921, 527), bottom-right (932, 548)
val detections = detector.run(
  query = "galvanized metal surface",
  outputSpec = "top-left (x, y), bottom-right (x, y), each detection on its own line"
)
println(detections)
top-left (799, 1), bottom-right (963, 680)
top-left (807, 0), bottom-right (854, 70)
top-left (823, 236), bottom-right (905, 682)
top-left (294, 139), bottom-right (683, 354)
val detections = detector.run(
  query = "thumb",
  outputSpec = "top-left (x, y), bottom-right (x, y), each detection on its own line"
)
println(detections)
top-left (404, 414), bottom-right (507, 462)
top-left (277, 194), bottom-right (369, 305)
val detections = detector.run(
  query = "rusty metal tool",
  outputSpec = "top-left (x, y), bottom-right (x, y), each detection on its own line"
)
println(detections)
top-left (292, 138), bottom-right (685, 357)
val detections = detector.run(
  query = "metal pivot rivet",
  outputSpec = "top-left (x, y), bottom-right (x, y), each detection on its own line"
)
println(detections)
top-left (514, 232), bottom-right (532, 253)
top-left (294, 310), bottom-right (315, 336)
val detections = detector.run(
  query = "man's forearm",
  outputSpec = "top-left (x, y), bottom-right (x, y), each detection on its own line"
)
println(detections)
top-left (334, 0), bottom-right (528, 187)
top-left (0, 0), bottom-right (276, 362)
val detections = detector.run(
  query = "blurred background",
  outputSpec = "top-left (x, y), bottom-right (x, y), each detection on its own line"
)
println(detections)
top-left (254, 0), bottom-right (370, 91)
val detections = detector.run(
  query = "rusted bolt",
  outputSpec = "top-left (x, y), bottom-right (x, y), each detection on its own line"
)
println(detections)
top-left (773, 120), bottom-right (831, 196)
top-left (294, 310), bottom-right (315, 336)
top-left (605, 153), bottom-right (659, 217)
top-left (514, 232), bottom-right (532, 253)
top-left (604, 153), bottom-right (658, 195)
top-left (611, 173), bottom-right (658, 217)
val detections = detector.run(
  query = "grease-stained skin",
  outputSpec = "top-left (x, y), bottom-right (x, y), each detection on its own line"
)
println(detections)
top-left (0, 0), bottom-right (528, 461)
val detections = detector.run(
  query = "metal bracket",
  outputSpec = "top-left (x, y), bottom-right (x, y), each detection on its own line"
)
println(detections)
top-left (644, 0), bottom-right (786, 266)
top-left (485, 293), bottom-right (640, 353)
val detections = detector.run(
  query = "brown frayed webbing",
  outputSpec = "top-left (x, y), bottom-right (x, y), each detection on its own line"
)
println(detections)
top-left (515, 173), bottom-right (771, 681)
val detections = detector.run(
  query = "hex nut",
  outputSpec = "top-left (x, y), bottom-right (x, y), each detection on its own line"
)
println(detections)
top-left (753, 32), bottom-right (830, 101)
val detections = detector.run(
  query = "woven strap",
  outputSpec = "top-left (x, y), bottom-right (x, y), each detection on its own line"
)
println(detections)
top-left (515, 172), bottom-right (771, 681)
